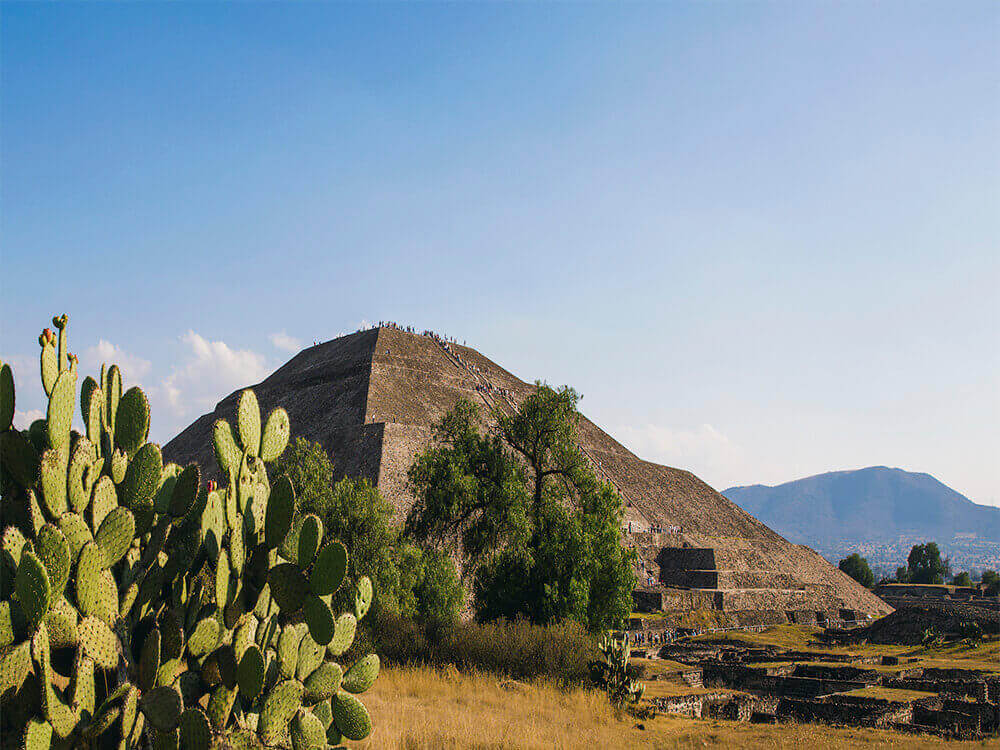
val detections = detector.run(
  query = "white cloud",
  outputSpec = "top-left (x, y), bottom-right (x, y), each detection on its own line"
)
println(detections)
top-left (268, 331), bottom-right (302, 353)
top-left (159, 331), bottom-right (269, 422)
top-left (615, 422), bottom-right (764, 492)
top-left (83, 340), bottom-right (152, 383)
top-left (13, 409), bottom-right (44, 429)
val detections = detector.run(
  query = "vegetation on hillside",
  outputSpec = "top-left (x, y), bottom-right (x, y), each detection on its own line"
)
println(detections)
top-left (892, 542), bottom-right (952, 584)
top-left (406, 386), bottom-right (636, 631)
top-left (838, 553), bottom-right (874, 588)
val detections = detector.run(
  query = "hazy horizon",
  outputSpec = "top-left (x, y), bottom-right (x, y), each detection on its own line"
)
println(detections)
top-left (3, 3), bottom-right (997, 506)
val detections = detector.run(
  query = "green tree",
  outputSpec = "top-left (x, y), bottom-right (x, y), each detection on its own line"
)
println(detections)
top-left (895, 565), bottom-right (910, 583)
top-left (906, 542), bottom-right (951, 585)
top-left (982, 570), bottom-right (1000, 594)
top-left (951, 571), bottom-right (973, 587)
top-left (407, 386), bottom-right (636, 631)
top-left (838, 553), bottom-right (874, 588)
top-left (274, 437), bottom-right (463, 624)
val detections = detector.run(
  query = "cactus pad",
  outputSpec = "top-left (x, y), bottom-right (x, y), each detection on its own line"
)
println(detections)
top-left (140, 627), bottom-right (162, 691)
top-left (264, 475), bottom-right (295, 550)
top-left (88, 475), bottom-right (118, 535)
top-left (260, 407), bottom-right (290, 462)
top-left (34, 524), bottom-right (71, 596)
top-left (110, 448), bottom-right (127, 484)
top-left (140, 685), bottom-right (184, 731)
top-left (236, 644), bottom-right (265, 699)
top-left (296, 632), bottom-right (325, 682)
top-left (354, 575), bottom-right (373, 620)
top-left (75, 541), bottom-right (105, 617)
top-left (22, 718), bottom-right (54, 750)
top-left (0, 362), bottom-right (12, 431)
top-left (310, 541), bottom-right (348, 596)
top-left (303, 660), bottom-right (343, 702)
top-left (179, 707), bottom-right (212, 750)
top-left (332, 690), bottom-right (372, 741)
top-left (342, 653), bottom-right (380, 694)
top-left (15, 551), bottom-right (50, 627)
top-left (327, 613), bottom-right (358, 657)
top-left (206, 685), bottom-right (237, 730)
top-left (258, 679), bottom-right (303, 745)
top-left (44, 596), bottom-right (80, 648)
top-left (236, 390), bottom-right (261, 456)
top-left (297, 514), bottom-right (323, 567)
top-left (57, 511), bottom-right (93, 558)
top-left (302, 594), bottom-right (335, 645)
top-left (39, 449), bottom-right (68, 518)
top-left (94, 506), bottom-right (135, 566)
top-left (67, 438), bottom-right (97, 512)
top-left (0, 639), bottom-right (31, 694)
top-left (115, 386), bottom-right (150, 456)
top-left (212, 419), bottom-right (240, 476)
top-left (79, 616), bottom-right (119, 669)
top-left (291, 708), bottom-right (326, 750)
top-left (169, 464), bottom-right (200, 518)
top-left (121, 442), bottom-right (163, 510)
top-left (268, 563), bottom-right (309, 612)
top-left (46, 370), bottom-right (76, 454)
top-left (71, 651), bottom-right (96, 719)
top-left (0, 429), bottom-right (40, 488)
top-left (187, 617), bottom-right (220, 657)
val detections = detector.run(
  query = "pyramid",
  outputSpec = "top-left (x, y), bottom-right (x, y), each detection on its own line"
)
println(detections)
top-left (164, 326), bottom-right (890, 622)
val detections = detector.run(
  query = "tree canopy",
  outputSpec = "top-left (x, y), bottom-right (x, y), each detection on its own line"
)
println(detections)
top-left (905, 542), bottom-right (951, 585)
top-left (406, 385), bottom-right (635, 631)
top-left (951, 571), bottom-right (972, 587)
top-left (838, 553), bottom-right (874, 588)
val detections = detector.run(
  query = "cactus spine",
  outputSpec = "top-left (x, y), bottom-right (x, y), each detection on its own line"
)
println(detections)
top-left (0, 315), bottom-right (377, 747)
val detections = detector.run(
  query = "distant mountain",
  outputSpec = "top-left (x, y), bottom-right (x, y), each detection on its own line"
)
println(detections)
top-left (724, 467), bottom-right (1000, 570)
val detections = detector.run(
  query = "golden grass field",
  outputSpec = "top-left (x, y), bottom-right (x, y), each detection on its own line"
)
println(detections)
top-left (356, 664), bottom-right (1000, 749)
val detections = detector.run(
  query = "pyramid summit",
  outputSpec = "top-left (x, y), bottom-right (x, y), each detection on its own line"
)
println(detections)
top-left (164, 324), bottom-right (890, 623)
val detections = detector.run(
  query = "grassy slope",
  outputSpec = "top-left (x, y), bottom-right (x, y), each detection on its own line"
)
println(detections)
top-left (358, 665), bottom-right (999, 749)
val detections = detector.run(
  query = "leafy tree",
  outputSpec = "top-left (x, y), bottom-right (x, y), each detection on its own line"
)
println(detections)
top-left (838, 553), bottom-right (874, 588)
top-left (982, 570), bottom-right (1000, 595)
top-left (906, 542), bottom-right (951, 585)
top-left (895, 566), bottom-right (910, 583)
top-left (407, 386), bottom-right (636, 631)
top-left (274, 437), bottom-right (463, 623)
top-left (951, 571), bottom-right (973, 587)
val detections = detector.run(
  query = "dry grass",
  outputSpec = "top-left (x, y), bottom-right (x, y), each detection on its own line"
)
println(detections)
top-left (357, 665), bottom-right (1000, 749)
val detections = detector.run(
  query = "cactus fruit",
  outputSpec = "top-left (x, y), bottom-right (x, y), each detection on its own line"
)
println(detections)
top-left (1, 315), bottom-right (378, 746)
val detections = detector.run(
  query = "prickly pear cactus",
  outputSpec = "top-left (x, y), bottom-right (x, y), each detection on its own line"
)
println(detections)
top-left (592, 631), bottom-right (644, 711)
top-left (0, 315), bottom-right (378, 748)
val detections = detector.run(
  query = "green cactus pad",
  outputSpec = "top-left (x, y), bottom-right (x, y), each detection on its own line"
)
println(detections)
top-left (178, 707), bottom-right (212, 750)
top-left (169, 464), bottom-right (201, 518)
top-left (268, 563), bottom-right (309, 612)
top-left (94, 567), bottom-right (119, 626)
top-left (46, 370), bottom-right (76, 454)
top-left (22, 718), bottom-right (54, 750)
top-left (79, 616), bottom-right (119, 669)
top-left (67, 438), bottom-right (97, 513)
top-left (297, 514), bottom-right (323, 567)
top-left (291, 708), bottom-right (326, 750)
top-left (186, 617), bottom-right (220, 657)
top-left (296, 632), bottom-right (325, 682)
top-left (35, 524), bottom-right (71, 596)
top-left (57, 512), bottom-right (93, 558)
top-left (276, 622), bottom-right (305, 678)
top-left (260, 407), bottom-right (290, 462)
top-left (302, 594), bottom-right (335, 646)
top-left (152, 462), bottom-right (181, 514)
top-left (303, 661), bottom-right (343, 702)
top-left (155, 658), bottom-right (184, 688)
top-left (214, 558), bottom-right (230, 612)
top-left (15, 551), bottom-right (51, 626)
top-left (0, 363), bottom-right (12, 432)
top-left (71, 651), bottom-right (96, 719)
top-left (342, 654), bottom-right (379, 694)
top-left (258, 678), bottom-right (304, 745)
top-left (2, 525), bottom-right (28, 569)
top-left (40, 338), bottom-right (58, 396)
top-left (140, 627), bottom-right (162, 691)
top-left (151, 728), bottom-right (180, 750)
top-left (115, 386), bottom-right (150, 456)
top-left (0, 429), bottom-right (40, 488)
top-left (0, 640), bottom-right (31, 694)
top-left (39, 449), bottom-right (68, 519)
top-left (110, 448), bottom-right (128, 484)
top-left (310, 541), bottom-right (348, 597)
top-left (88, 475), bottom-right (118, 535)
top-left (80, 375), bottom-right (102, 438)
top-left (121, 442), bottom-right (162, 510)
top-left (0, 601), bottom-right (16, 649)
top-left (75, 541), bottom-right (105, 617)
top-left (206, 685), bottom-right (237, 730)
top-left (236, 643), bottom-right (265, 699)
top-left (332, 690), bottom-right (372, 741)
top-left (232, 616), bottom-right (258, 663)
top-left (354, 576), bottom-right (373, 620)
top-left (212, 419), bottom-right (240, 476)
top-left (140, 685), bottom-right (184, 731)
top-left (44, 597), bottom-right (80, 648)
top-left (104, 364), bottom-right (121, 429)
top-left (312, 698), bottom-right (333, 730)
top-left (236, 390), bottom-right (261, 456)
top-left (94, 506), bottom-right (135, 566)
top-left (326, 613), bottom-right (357, 657)
top-left (262, 475), bottom-right (295, 550)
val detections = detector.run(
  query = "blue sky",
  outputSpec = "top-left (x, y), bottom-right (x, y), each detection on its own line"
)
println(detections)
top-left (3, 2), bottom-right (998, 505)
